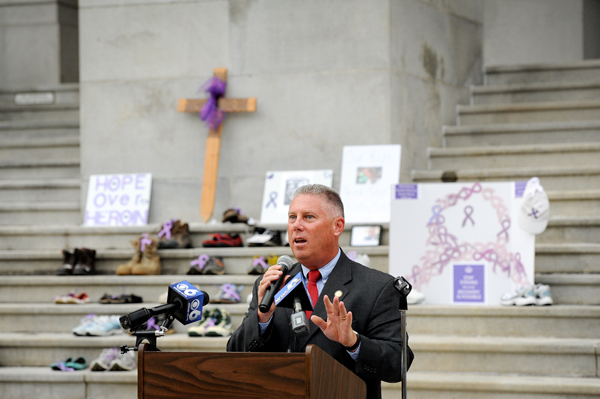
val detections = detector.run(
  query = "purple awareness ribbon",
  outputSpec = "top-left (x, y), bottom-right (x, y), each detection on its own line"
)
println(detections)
top-left (140, 233), bottom-right (152, 252)
top-left (146, 317), bottom-right (160, 331)
top-left (221, 283), bottom-right (241, 302)
top-left (55, 362), bottom-right (74, 372)
top-left (158, 220), bottom-right (174, 240)
top-left (253, 256), bottom-right (267, 269)
top-left (190, 254), bottom-right (210, 271)
top-left (199, 77), bottom-right (227, 130)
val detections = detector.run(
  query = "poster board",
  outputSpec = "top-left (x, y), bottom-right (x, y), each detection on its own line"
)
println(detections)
top-left (260, 170), bottom-right (333, 224)
top-left (389, 181), bottom-right (534, 305)
top-left (340, 145), bottom-right (401, 223)
top-left (84, 173), bottom-right (152, 226)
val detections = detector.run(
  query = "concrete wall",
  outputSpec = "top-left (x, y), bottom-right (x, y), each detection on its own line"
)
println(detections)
top-left (0, 0), bottom-right (78, 90)
top-left (584, 0), bottom-right (600, 59)
top-left (79, 0), bottom-right (482, 224)
top-left (483, 0), bottom-right (586, 66)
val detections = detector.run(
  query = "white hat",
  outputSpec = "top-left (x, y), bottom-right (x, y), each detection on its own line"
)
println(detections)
top-left (518, 177), bottom-right (550, 235)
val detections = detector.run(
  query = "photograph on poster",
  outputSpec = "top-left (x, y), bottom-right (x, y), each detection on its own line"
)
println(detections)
top-left (260, 170), bottom-right (333, 224)
top-left (340, 145), bottom-right (401, 224)
top-left (350, 225), bottom-right (382, 246)
top-left (389, 181), bottom-right (535, 305)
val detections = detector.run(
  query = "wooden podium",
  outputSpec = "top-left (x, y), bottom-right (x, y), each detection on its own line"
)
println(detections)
top-left (137, 343), bottom-right (367, 399)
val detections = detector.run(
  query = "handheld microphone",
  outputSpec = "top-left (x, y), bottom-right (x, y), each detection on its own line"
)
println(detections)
top-left (258, 255), bottom-right (294, 313)
top-left (119, 280), bottom-right (209, 330)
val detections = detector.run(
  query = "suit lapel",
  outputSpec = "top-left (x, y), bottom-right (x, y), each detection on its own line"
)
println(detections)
top-left (297, 252), bottom-right (353, 348)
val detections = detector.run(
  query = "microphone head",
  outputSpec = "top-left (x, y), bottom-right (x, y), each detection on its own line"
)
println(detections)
top-left (277, 255), bottom-right (294, 271)
top-left (167, 281), bottom-right (210, 325)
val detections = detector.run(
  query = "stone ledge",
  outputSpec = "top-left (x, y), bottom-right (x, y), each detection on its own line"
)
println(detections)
top-left (443, 120), bottom-right (600, 135)
top-left (428, 142), bottom-right (600, 157)
top-left (457, 99), bottom-right (600, 115)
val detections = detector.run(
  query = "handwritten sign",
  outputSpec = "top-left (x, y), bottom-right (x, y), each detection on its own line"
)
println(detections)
top-left (84, 174), bottom-right (152, 226)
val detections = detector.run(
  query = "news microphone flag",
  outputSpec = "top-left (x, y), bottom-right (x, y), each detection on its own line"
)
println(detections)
top-left (168, 280), bottom-right (208, 325)
top-left (274, 271), bottom-right (313, 311)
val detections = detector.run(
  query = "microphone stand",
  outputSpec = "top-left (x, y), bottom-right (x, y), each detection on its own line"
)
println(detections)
top-left (393, 276), bottom-right (411, 399)
top-left (121, 311), bottom-right (176, 354)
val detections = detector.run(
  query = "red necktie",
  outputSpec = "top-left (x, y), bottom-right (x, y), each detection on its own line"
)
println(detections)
top-left (306, 270), bottom-right (321, 319)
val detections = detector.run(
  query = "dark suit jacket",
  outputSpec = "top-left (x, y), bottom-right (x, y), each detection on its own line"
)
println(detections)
top-left (227, 250), bottom-right (414, 399)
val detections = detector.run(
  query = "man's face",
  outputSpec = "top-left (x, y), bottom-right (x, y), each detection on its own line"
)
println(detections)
top-left (287, 194), bottom-right (344, 270)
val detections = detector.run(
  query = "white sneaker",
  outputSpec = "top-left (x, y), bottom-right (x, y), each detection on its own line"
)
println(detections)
top-left (501, 285), bottom-right (536, 306)
top-left (90, 347), bottom-right (120, 371)
top-left (109, 352), bottom-right (136, 371)
top-left (407, 289), bottom-right (425, 305)
top-left (534, 283), bottom-right (553, 306)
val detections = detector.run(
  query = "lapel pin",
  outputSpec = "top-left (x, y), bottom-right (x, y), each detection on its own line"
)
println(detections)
top-left (335, 290), bottom-right (343, 298)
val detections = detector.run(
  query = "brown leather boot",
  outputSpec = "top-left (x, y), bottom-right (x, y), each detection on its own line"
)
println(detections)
top-left (158, 220), bottom-right (193, 249)
top-left (116, 239), bottom-right (142, 275)
top-left (132, 235), bottom-right (161, 275)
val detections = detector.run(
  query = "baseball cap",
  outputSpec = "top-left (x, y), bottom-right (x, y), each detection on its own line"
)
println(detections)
top-left (518, 177), bottom-right (550, 235)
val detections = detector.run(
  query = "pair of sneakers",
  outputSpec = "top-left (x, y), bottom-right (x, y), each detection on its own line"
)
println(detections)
top-left (72, 314), bottom-right (123, 336)
top-left (90, 347), bottom-right (136, 371)
top-left (187, 308), bottom-right (233, 337)
top-left (500, 284), bottom-right (554, 306)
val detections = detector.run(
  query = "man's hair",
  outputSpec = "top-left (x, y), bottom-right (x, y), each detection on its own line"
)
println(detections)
top-left (293, 184), bottom-right (345, 219)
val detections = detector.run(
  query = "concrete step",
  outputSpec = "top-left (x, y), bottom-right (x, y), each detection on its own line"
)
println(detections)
top-left (0, 84), bottom-right (79, 107)
top-left (1, 332), bottom-right (597, 378)
top-left (412, 165), bottom-right (600, 192)
top-left (547, 189), bottom-right (600, 217)
top-left (536, 243), bottom-right (600, 274)
top-left (0, 275), bottom-right (258, 304)
top-left (0, 332), bottom-right (229, 367)
top-left (484, 60), bottom-right (600, 85)
top-left (0, 136), bottom-right (79, 163)
top-left (390, 371), bottom-right (600, 399)
top-left (428, 142), bottom-right (600, 170)
top-left (539, 216), bottom-right (600, 244)
top-left (471, 80), bottom-right (600, 105)
top-left (0, 245), bottom-right (389, 275)
top-left (443, 121), bottom-right (600, 147)
top-left (0, 222), bottom-right (389, 250)
top-left (0, 120), bottom-right (79, 142)
top-left (0, 159), bottom-right (80, 180)
top-left (0, 179), bottom-right (80, 202)
top-left (0, 366), bottom-right (136, 399)
top-left (0, 202), bottom-right (81, 225)
top-left (410, 335), bottom-right (600, 377)
top-left (2, 367), bottom-right (599, 399)
top-left (457, 100), bottom-right (600, 125)
top-left (0, 302), bottom-right (249, 334)
top-left (408, 305), bottom-right (600, 339)
top-left (0, 103), bottom-right (79, 122)
top-left (535, 273), bottom-right (600, 306)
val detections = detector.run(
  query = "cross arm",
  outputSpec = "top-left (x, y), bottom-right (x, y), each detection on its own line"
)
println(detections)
top-left (177, 98), bottom-right (257, 113)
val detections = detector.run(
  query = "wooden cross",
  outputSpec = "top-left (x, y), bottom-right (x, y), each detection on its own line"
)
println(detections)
top-left (178, 68), bottom-right (257, 222)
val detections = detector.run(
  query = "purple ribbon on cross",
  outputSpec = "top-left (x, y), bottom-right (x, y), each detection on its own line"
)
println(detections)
top-left (190, 254), bottom-right (210, 271)
top-left (158, 220), bottom-right (174, 240)
top-left (140, 233), bottom-right (152, 252)
top-left (199, 77), bottom-right (227, 130)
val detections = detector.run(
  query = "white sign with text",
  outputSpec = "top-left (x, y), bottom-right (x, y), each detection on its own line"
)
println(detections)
top-left (84, 173), bottom-right (152, 226)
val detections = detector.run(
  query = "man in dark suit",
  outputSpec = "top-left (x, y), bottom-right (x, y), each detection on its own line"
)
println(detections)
top-left (227, 184), bottom-right (414, 399)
